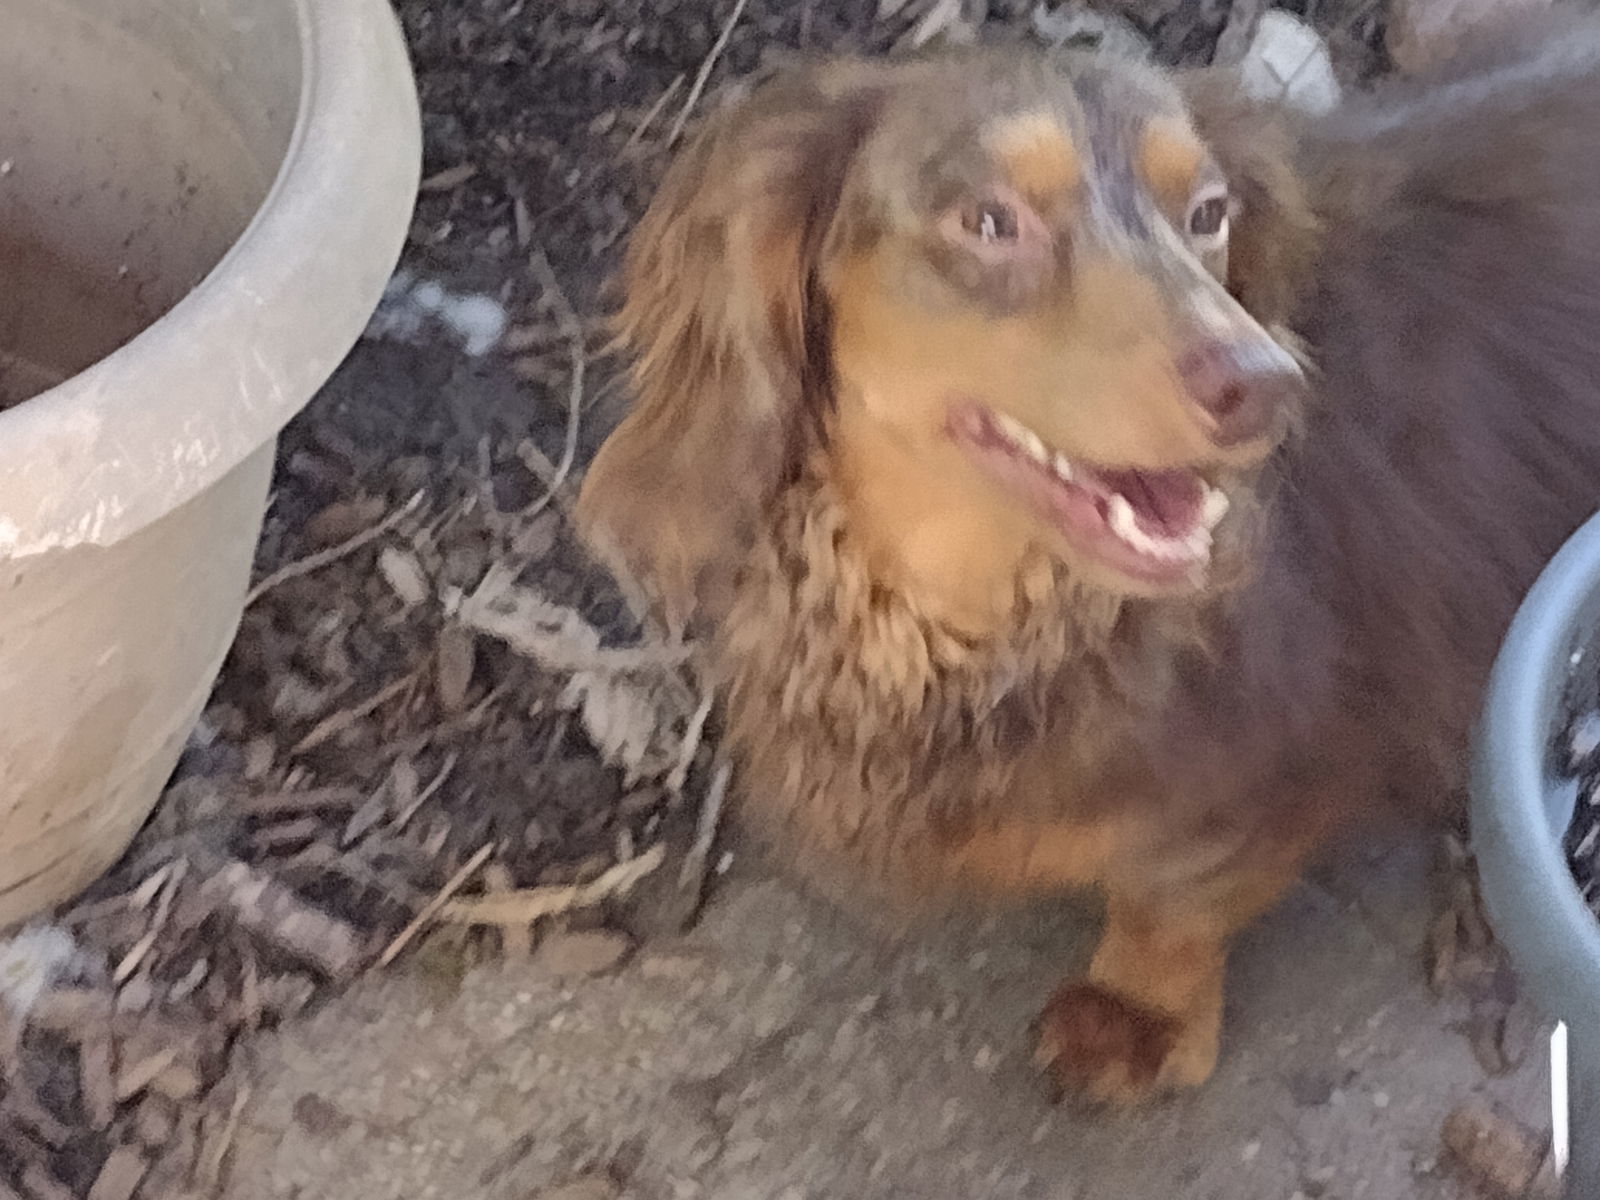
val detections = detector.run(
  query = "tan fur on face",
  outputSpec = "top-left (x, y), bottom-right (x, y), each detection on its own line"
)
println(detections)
top-left (984, 111), bottom-right (1083, 203)
top-left (1138, 117), bottom-right (1206, 210)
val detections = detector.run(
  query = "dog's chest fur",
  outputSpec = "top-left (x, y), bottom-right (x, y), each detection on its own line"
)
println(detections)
top-left (713, 468), bottom-right (1196, 898)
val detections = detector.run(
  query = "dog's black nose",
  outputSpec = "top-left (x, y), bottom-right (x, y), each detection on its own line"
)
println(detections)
top-left (1178, 340), bottom-right (1301, 447)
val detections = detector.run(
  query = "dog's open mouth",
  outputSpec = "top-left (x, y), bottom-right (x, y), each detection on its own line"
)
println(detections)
top-left (950, 403), bottom-right (1230, 586)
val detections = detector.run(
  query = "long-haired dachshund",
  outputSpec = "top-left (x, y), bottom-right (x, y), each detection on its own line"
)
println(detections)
top-left (577, 13), bottom-right (1600, 1104)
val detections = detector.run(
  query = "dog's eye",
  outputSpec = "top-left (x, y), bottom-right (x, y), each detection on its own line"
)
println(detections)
top-left (1187, 191), bottom-right (1229, 241)
top-left (962, 200), bottom-right (1020, 244)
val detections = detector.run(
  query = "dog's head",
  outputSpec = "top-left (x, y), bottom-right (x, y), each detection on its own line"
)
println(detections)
top-left (578, 49), bottom-right (1317, 634)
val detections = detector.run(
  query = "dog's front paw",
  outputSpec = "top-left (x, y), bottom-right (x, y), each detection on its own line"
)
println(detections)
top-left (1034, 982), bottom-right (1215, 1105)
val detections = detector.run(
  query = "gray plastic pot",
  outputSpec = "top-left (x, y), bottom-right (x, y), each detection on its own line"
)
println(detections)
top-left (0, 0), bottom-right (420, 925)
top-left (1473, 508), bottom-right (1600, 1197)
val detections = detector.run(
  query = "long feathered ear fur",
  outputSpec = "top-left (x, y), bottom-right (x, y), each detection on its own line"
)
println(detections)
top-left (576, 61), bottom-right (894, 636)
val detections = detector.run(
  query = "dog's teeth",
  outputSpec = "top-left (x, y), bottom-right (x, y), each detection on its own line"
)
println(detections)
top-left (1106, 494), bottom-right (1140, 541)
top-left (1018, 429), bottom-right (1048, 463)
top-left (1200, 486), bottom-right (1230, 531)
top-left (1052, 452), bottom-right (1076, 482)
top-left (995, 413), bottom-right (1028, 443)
top-left (1106, 492), bottom-right (1213, 564)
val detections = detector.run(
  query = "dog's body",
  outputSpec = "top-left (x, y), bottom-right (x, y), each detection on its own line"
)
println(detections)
top-left (579, 16), bottom-right (1600, 1102)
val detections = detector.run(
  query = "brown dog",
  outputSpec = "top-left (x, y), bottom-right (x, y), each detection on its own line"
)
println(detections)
top-left (577, 17), bottom-right (1600, 1104)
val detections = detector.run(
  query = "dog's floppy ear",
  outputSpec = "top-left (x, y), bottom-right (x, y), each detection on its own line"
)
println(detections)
top-left (576, 60), bottom-right (893, 636)
top-left (1180, 71), bottom-right (1321, 328)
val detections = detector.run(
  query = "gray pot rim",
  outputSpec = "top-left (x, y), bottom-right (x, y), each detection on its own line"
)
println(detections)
top-left (0, 0), bottom-right (420, 560)
top-left (1473, 507), bottom-right (1600, 1028)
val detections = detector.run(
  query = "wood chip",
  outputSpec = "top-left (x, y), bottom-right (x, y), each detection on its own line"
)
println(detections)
top-left (78, 1031), bottom-right (117, 1129)
top-left (20, 1166), bottom-right (74, 1200)
top-left (435, 624), bottom-right (477, 712)
top-left (28, 987), bottom-right (112, 1033)
top-left (419, 162), bottom-right (478, 192)
top-left (115, 1049), bottom-right (180, 1104)
top-left (133, 1095), bottom-right (178, 1149)
top-left (533, 930), bottom-right (631, 977)
top-left (302, 496), bottom-right (388, 547)
top-left (86, 1146), bottom-right (147, 1200)
top-left (378, 546), bottom-right (430, 607)
top-left (1441, 1102), bottom-right (1558, 1199)
top-left (238, 786), bottom-right (361, 817)
top-left (200, 861), bottom-right (365, 978)
top-left (441, 844), bottom-right (665, 927)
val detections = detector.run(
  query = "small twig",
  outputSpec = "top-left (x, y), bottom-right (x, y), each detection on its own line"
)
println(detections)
top-left (623, 73), bottom-right (685, 154)
top-left (439, 844), bottom-right (665, 927)
top-left (522, 248), bottom-right (586, 522)
top-left (378, 843), bottom-right (496, 967)
top-left (246, 492), bottom-right (424, 607)
top-left (680, 761), bottom-right (730, 890)
top-left (484, 865), bottom-right (532, 957)
top-left (513, 440), bottom-right (578, 516)
top-left (667, 692), bottom-right (714, 794)
top-left (389, 752), bottom-right (459, 833)
top-left (113, 861), bottom-right (185, 985)
top-left (291, 672), bottom-right (420, 755)
top-left (667, 0), bottom-right (751, 147)
top-left (194, 1082), bottom-right (251, 1194)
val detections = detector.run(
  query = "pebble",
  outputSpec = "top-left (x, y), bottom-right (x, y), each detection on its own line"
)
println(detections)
top-left (1238, 12), bottom-right (1340, 114)
top-left (533, 930), bottom-right (632, 978)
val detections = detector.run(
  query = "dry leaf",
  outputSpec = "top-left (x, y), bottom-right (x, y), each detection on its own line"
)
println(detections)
top-left (560, 670), bottom-right (688, 785)
top-left (456, 568), bottom-right (697, 783)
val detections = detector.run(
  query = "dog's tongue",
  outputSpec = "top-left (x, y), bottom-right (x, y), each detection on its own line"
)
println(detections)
top-left (1097, 468), bottom-right (1205, 535)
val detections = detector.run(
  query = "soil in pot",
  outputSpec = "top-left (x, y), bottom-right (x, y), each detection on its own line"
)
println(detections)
top-left (0, 230), bottom-right (155, 409)
top-left (1557, 656), bottom-right (1600, 913)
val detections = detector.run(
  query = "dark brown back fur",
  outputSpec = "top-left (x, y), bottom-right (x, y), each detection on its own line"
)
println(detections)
top-left (1180, 16), bottom-right (1600, 831)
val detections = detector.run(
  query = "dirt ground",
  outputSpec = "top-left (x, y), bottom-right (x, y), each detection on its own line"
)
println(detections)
top-left (3, 0), bottom-right (1564, 1197)
top-left (223, 845), bottom-right (1548, 1200)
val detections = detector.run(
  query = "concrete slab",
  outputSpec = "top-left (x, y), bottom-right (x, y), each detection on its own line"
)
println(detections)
top-left (223, 838), bottom-right (1547, 1200)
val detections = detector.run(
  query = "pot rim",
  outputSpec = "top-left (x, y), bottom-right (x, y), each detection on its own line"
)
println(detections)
top-left (0, 0), bottom-right (420, 560)
top-left (1473, 507), bottom-right (1600, 1027)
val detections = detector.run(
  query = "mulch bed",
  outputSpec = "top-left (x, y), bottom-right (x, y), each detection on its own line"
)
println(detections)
top-left (0, 2), bottom-right (1394, 1196)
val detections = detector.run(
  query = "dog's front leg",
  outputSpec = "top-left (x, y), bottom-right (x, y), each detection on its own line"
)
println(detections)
top-left (1035, 833), bottom-right (1310, 1106)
